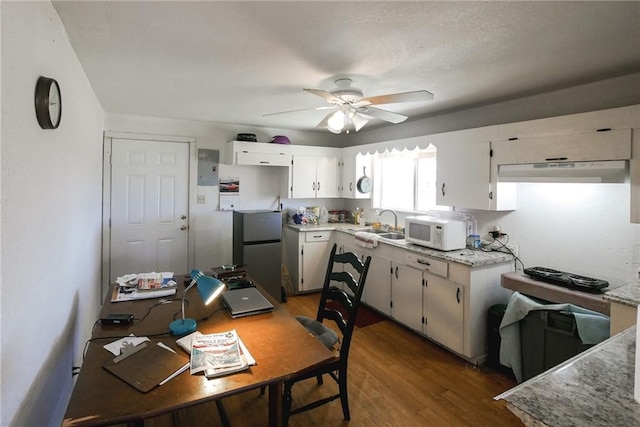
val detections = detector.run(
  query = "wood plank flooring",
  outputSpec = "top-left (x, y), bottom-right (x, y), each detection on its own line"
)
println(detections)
top-left (145, 293), bottom-right (523, 426)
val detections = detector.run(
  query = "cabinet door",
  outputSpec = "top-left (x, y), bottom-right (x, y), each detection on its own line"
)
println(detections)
top-left (493, 129), bottom-right (631, 164)
top-left (391, 264), bottom-right (423, 331)
top-left (236, 151), bottom-right (289, 166)
top-left (424, 274), bottom-right (464, 354)
top-left (291, 155), bottom-right (318, 198)
top-left (316, 156), bottom-right (340, 198)
top-left (340, 157), bottom-right (355, 198)
top-left (301, 238), bottom-right (331, 292)
top-left (436, 141), bottom-right (491, 210)
top-left (362, 253), bottom-right (391, 316)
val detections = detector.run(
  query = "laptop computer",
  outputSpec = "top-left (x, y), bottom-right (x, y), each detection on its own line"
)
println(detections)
top-left (221, 287), bottom-right (274, 318)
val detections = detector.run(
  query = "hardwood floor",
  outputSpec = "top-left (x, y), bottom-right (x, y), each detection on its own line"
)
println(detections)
top-left (145, 293), bottom-right (523, 426)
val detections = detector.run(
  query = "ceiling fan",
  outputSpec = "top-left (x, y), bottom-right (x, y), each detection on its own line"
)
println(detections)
top-left (265, 78), bottom-right (434, 134)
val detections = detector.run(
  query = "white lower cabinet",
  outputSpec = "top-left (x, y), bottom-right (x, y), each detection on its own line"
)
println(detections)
top-left (341, 244), bottom-right (391, 316)
top-left (423, 273), bottom-right (464, 355)
top-left (330, 230), bottom-right (513, 364)
top-left (283, 227), bottom-right (333, 293)
top-left (391, 263), bottom-right (423, 331)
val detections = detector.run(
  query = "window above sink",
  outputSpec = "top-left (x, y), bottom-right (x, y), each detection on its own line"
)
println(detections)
top-left (371, 144), bottom-right (438, 213)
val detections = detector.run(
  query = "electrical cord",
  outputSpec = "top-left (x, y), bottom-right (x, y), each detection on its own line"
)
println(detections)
top-left (82, 330), bottom-right (172, 362)
top-left (82, 299), bottom-right (181, 362)
top-left (82, 299), bottom-right (224, 362)
top-left (483, 233), bottom-right (525, 271)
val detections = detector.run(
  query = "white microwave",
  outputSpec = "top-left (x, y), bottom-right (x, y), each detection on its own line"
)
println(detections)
top-left (405, 215), bottom-right (468, 251)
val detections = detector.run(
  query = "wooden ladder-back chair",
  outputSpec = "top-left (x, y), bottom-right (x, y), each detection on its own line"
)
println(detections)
top-left (283, 243), bottom-right (371, 425)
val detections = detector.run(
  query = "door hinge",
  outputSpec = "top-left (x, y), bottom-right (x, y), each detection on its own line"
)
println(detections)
top-left (489, 148), bottom-right (493, 157)
top-left (489, 191), bottom-right (493, 200)
top-left (390, 300), bottom-right (393, 308)
top-left (422, 316), bottom-right (425, 325)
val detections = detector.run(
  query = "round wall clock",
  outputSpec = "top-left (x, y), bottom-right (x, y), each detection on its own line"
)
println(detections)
top-left (34, 76), bottom-right (62, 129)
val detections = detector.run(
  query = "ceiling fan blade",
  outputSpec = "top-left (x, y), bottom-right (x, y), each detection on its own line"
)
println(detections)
top-left (303, 88), bottom-right (344, 104)
top-left (361, 90), bottom-right (434, 105)
top-left (263, 105), bottom-right (334, 117)
top-left (358, 107), bottom-right (408, 124)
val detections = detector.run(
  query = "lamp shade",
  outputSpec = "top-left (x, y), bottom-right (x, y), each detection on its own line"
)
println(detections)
top-left (169, 269), bottom-right (225, 335)
top-left (194, 271), bottom-right (225, 305)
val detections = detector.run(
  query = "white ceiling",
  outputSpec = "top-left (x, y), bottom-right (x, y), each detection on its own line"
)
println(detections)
top-left (52, 1), bottom-right (640, 133)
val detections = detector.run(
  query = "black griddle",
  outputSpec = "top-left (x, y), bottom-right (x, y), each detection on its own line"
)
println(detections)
top-left (523, 266), bottom-right (609, 294)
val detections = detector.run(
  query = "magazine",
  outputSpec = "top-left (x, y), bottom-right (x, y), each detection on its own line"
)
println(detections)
top-left (186, 330), bottom-right (251, 378)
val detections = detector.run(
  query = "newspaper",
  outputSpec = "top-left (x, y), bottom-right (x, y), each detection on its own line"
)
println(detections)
top-left (189, 330), bottom-right (249, 378)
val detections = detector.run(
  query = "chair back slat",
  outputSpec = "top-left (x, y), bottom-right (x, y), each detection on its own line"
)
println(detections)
top-left (316, 244), bottom-right (371, 361)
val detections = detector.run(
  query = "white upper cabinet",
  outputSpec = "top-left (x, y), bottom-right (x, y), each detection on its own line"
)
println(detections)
top-left (340, 154), bottom-right (372, 199)
top-left (436, 141), bottom-right (492, 210)
top-left (492, 128), bottom-right (632, 165)
top-left (225, 141), bottom-right (291, 166)
top-left (290, 153), bottom-right (340, 198)
top-left (436, 140), bottom-right (516, 211)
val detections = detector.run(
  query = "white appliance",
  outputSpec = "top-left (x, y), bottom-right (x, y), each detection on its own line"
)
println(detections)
top-left (405, 215), bottom-right (467, 251)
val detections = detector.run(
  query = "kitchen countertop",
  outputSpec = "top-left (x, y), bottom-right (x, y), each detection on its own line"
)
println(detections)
top-left (284, 223), bottom-right (515, 268)
top-left (495, 325), bottom-right (640, 427)
top-left (604, 280), bottom-right (640, 307)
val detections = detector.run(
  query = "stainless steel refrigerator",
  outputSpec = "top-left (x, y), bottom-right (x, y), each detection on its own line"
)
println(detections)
top-left (233, 210), bottom-right (283, 302)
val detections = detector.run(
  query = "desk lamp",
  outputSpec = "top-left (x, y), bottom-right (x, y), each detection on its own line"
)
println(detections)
top-left (170, 269), bottom-right (225, 335)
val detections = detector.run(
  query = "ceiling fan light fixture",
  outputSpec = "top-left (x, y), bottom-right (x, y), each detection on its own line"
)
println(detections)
top-left (351, 113), bottom-right (368, 132)
top-left (327, 110), bottom-right (345, 133)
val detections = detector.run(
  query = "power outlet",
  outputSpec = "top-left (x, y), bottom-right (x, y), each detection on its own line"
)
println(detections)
top-left (197, 195), bottom-right (206, 204)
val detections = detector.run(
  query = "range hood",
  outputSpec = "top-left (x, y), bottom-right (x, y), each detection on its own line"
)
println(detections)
top-left (498, 160), bottom-right (628, 183)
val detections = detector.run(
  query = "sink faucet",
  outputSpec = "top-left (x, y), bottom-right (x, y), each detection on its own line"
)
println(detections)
top-left (377, 209), bottom-right (398, 231)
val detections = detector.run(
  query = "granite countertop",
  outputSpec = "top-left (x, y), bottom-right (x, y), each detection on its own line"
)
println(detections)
top-left (284, 223), bottom-right (515, 268)
top-left (495, 326), bottom-right (640, 427)
top-left (604, 280), bottom-right (640, 307)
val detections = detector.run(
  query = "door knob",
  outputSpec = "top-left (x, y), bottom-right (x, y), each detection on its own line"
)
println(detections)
top-left (180, 225), bottom-right (188, 231)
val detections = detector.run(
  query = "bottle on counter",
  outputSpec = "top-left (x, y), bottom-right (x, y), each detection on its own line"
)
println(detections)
top-left (359, 209), bottom-right (366, 226)
top-left (353, 207), bottom-right (361, 225)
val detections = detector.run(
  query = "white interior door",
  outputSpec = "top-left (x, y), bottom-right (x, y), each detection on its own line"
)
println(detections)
top-left (110, 138), bottom-right (189, 281)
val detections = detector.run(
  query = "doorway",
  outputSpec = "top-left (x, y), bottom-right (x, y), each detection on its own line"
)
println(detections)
top-left (102, 132), bottom-right (196, 299)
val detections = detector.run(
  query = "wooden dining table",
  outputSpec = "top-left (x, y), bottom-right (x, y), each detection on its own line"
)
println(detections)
top-left (63, 275), bottom-right (333, 426)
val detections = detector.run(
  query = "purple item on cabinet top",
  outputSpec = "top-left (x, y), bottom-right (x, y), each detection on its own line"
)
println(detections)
top-left (271, 135), bottom-right (291, 145)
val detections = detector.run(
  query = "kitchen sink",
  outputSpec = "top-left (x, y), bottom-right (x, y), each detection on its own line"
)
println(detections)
top-left (353, 227), bottom-right (405, 240)
top-left (377, 232), bottom-right (405, 240)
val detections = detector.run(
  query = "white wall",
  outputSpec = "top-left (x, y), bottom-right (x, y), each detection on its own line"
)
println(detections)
top-left (471, 183), bottom-right (639, 288)
top-left (104, 114), bottom-right (338, 270)
top-left (1, 2), bottom-right (105, 426)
